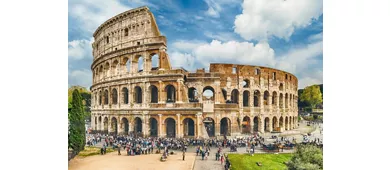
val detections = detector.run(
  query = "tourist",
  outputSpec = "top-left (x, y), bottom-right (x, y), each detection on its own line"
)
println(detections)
top-left (220, 154), bottom-right (224, 165)
top-left (201, 151), bottom-right (205, 160)
top-left (182, 151), bottom-right (185, 161)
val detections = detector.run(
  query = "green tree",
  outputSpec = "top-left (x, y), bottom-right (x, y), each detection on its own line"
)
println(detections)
top-left (300, 85), bottom-right (323, 109)
top-left (68, 89), bottom-right (86, 153)
top-left (287, 144), bottom-right (323, 170)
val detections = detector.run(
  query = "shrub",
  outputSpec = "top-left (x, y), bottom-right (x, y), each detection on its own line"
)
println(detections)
top-left (287, 144), bottom-right (323, 170)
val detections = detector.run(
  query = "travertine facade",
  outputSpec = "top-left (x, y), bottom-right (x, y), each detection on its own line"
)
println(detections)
top-left (90, 6), bottom-right (299, 138)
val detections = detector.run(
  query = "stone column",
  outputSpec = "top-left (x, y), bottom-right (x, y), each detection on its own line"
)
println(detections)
top-left (144, 115), bottom-right (149, 137)
top-left (176, 114), bottom-right (181, 138)
top-left (108, 117), bottom-right (112, 133)
top-left (158, 81), bottom-right (164, 103)
top-left (158, 114), bottom-right (163, 137)
top-left (215, 120), bottom-right (220, 136)
top-left (196, 112), bottom-right (202, 138)
top-left (128, 119), bottom-right (132, 135)
top-left (215, 81), bottom-right (221, 104)
top-left (117, 120), bottom-right (121, 135)
top-left (250, 117), bottom-right (254, 133)
top-left (259, 118), bottom-right (264, 133)
top-left (177, 80), bottom-right (182, 103)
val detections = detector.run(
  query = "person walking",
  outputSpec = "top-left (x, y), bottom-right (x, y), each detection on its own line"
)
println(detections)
top-left (220, 154), bottom-right (224, 165)
top-left (182, 151), bottom-right (185, 161)
top-left (117, 143), bottom-right (121, 155)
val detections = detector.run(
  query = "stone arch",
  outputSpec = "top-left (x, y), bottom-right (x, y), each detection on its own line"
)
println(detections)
top-left (121, 117), bottom-right (129, 134)
top-left (124, 28), bottom-right (129, 36)
top-left (121, 57), bottom-right (131, 73)
top-left (149, 85), bottom-right (158, 103)
top-left (243, 90), bottom-right (250, 107)
top-left (289, 116), bottom-right (292, 129)
top-left (122, 87), bottom-right (129, 104)
top-left (254, 90), bottom-right (260, 107)
top-left (272, 91), bottom-right (277, 106)
top-left (253, 116), bottom-right (260, 132)
top-left (99, 91), bottom-right (102, 105)
top-left (285, 116), bottom-right (289, 130)
top-left (279, 83), bottom-right (284, 91)
top-left (111, 60), bottom-right (119, 76)
top-left (203, 86), bottom-right (215, 101)
top-left (243, 79), bottom-right (250, 88)
top-left (112, 88), bottom-right (118, 104)
top-left (188, 87), bottom-right (198, 102)
top-left (222, 88), bottom-right (227, 101)
top-left (137, 55), bottom-right (144, 72)
top-left (264, 117), bottom-right (270, 132)
top-left (272, 116), bottom-right (278, 132)
top-left (231, 89), bottom-right (239, 104)
top-left (165, 84), bottom-right (176, 103)
top-left (264, 91), bottom-right (270, 105)
top-left (150, 53), bottom-right (159, 70)
top-left (103, 117), bottom-right (109, 133)
top-left (279, 116), bottom-right (284, 131)
top-left (99, 65), bottom-right (104, 80)
top-left (165, 117), bottom-right (176, 138)
top-left (242, 116), bottom-right (251, 134)
top-left (134, 86), bottom-right (142, 103)
top-left (285, 93), bottom-right (288, 108)
top-left (183, 118), bottom-right (195, 136)
top-left (104, 89), bottom-right (109, 105)
top-left (220, 117), bottom-right (231, 136)
top-left (279, 93), bottom-right (283, 108)
top-left (149, 117), bottom-right (158, 137)
top-left (203, 117), bottom-right (215, 137)
top-left (98, 116), bottom-right (102, 131)
top-left (111, 117), bottom-right (118, 135)
top-left (134, 117), bottom-right (143, 134)
top-left (290, 94), bottom-right (293, 107)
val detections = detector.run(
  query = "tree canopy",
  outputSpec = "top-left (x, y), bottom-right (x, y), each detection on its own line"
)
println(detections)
top-left (287, 144), bottom-right (323, 170)
top-left (299, 85), bottom-right (323, 109)
top-left (68, 89), bottom-right (86, 153)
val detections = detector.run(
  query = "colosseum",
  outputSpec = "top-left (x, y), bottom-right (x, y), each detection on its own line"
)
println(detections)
top-left (90, 6), bottom-right (299, 138)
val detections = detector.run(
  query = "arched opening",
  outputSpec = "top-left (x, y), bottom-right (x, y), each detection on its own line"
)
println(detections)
top-left (279, 93), bottom-right (283, 108)
top-left (285, 116), bottom-right (289, 130)
top-left (272, 91), bottom-right (277, 106)
top-left (220, 117), bottom-right (231, 136)
top-left (137, 56), bottom-right (144, 72)
top-left (203, 86), bottom-right (215, 101)
top-left (122, 87), bottom-right (129, 104)
top-left (104, 90), bottom-right (109, 105)
top-left (111, 60), bottom-right (119, 76)
top-left (290, 94), bottom-right (292, 107)
top-left (264, 117), bottom-right (270, 132)
top-left (289, 116), bottom-right (292, 129)
top-left (103, 117), bottom-right (108, 133)
top-left (112, 88), bottom-right (118, 104)
top-left (243, 79), bottom-right (250, 88)
top-left (149, 85), bottom-right (158, 103)
top-left (124, 57), bottom-right (131, 73)
top-left (203, 117), bottom-right (215, 137)
top-left (253, 116), bottom-right (259, 132)
top-left (279, 117), bottom-right (284, 131)
top-left (111, 117), bottom-right (118, 135)
top-left (222, 89), bottom-right (227, 101)
top-left (151, 54), bottom-right (159, 70)
top-left (124, 28), bottom-right (129, 36)
top-left (285, 93), bottom-right (288, 108)
top-left (242, 116), bottom-right (251, 134)
top-left (188, 87), bottom-right (198, 102)
top-left (94, 117), bottom-right (97, 130)
top-left (272, 117), bottom-right (278, 132)
top-left (134, 117), bottom-right (142, 134)
top-left (165, 118), bottom-right (176, 138)
top-left (183, 118), bottom-right (195, 136)
top-left (98, 116), bottom-right (102, 130)
top-left (255, 68), bottom-right (260, 75)
top-left (104, 62), bottom-right (110, 78)
top-left (279, 83), bottom-right (284, 91)
top-left (243, 90), bottom-right (250, 107)
top-left (121, 118), bottom-right (129, 134)
top-left (231, 89), bottom-right (239, 104)
top-left (149, 118), bottom-right (158, 137)
top-left (165, 85), bottom-right (176, 103)
top-left (264, 91), bottom-right (270, 105)
top-left (99, 91), bottom-right (102, 105)
top-left (99, 65), bottom-right (103, 80)
top-left (254, 90), bottom-right (260, 107)
top-left (134, 86), bottom-right (142, 103)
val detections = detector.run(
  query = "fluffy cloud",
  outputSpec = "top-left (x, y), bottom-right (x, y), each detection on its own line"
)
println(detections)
top-left (204, 0), bottom-right (240, 18)
top-left (68, 39), bottom-right (93, 60)
top-left (168, 51), bottom-right (196, 71)
top-left (68, 69), bottom-right (92, 88)
top-left (234, 0), bottom-right (323, 41)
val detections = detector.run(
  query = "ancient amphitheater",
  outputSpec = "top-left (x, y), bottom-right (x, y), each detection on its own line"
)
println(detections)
top-left (90, 6), bottom-right (299, 138)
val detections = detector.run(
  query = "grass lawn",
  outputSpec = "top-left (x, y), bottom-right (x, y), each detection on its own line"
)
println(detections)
top-left (78, 146), bottom-right (115, 157)
top-left (228, 153), bottom-right (293, 170)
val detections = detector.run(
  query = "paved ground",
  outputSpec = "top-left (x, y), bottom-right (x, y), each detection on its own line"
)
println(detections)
top-left (69, 121), bottom-right (322, 170)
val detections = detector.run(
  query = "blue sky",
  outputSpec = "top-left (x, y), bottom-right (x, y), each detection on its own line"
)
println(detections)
top-left (68, 0), bottom-right (323, 89)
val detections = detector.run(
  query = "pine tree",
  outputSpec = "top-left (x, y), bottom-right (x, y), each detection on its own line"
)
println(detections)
top-left (68, 89), bottom-right (86, 153)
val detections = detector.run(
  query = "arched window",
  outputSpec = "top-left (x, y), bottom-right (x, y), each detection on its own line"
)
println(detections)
top-left (264, 91), bottom-right (270, 105)
top-left (188, 87), bottom-right (198, 102)
top-left (203, 86), bottom-right (215, 101)
top-left (243, 90), bottom-right (250, 107)
top-left (138, 56), bottom-right (144, 72)
top-left (150, 85), bottom-right (158, 103)
top-left (254, 90), bottom-right (260, 107)
top-left (272, 91), bottom-right (277, 105)
top-left (122, 88), bottom-right (129, 104)
top-left (99, 91), bottom-right (102, 105)
top-left (255, 68), bottom-right (260, 75)
top-left (243, 79), bottom-right (250, 88)
top-left (231, 89), bottom-right (239, 104)
top-left (124, 28), bottom-right (129, 36)
top-left (151, 54), bottom-right (159, 70)
top-left (104, 90), bottom-right (109, 105)
top-left (222, 89), bottom-right (227, 101)
top-left (279, 83), bottom-right (284, 91)
top-left (106, 36), bottom-right (109, 43)
top-left (165, 85), bottom-right (176, 103)
top-left (134, 86), bottom-right (142, 103)
top-left (112, 89), bottom-right (118, 104)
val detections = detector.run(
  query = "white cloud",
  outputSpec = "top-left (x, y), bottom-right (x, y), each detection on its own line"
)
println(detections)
top-left (172, 40), bottom-right (206, 51)
top-left (68, 69), bottom-right (92, 88)
top-left (68, 39), bottom-right (93, 60)
top-left (204, 0), bottom-right (240, 18)
top-left (308, 32), bottom-right (323, 42)
top-left (168, 52), bottom-right (196, 71)
top-left (234, 0), bottom-right (323, 41)
top-left (204, 31), bottom-right (238, 42)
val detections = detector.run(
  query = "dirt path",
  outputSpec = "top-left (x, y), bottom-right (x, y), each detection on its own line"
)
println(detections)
top-left (68, 150), bottom-right (196, 170)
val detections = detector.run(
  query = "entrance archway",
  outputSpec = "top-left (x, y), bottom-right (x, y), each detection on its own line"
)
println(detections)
top-left (220, 117), bottom-right (231, 136)
top-left (279, 117), bottom-right (284, 132)
top-left (253, 116), bottom-right (259, 132)
top-left (111, 117), bottom-right (118, 135)
top-left (121, 117), bottom-right (129, 134)
top-left (165, 118), bottom-right (176, 138)
top-left (242, 116), bottom-right (251, 134)
top-left (264, 117), bottom-right (270, 132)
top-left (203, 117), bottom-right (215, 137)
top-left (272, 117), bottom-right (277, 132)
top-left (285, 116), bottom-right (289, 130)
top-left (134, 117), bottom-right (142, 134)
top-left (103, 117), bottom-right (108, 133)
top-left (149, 118), bottom-right (158, 137)
top-left (183, 118), bottom-right (195, 136)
